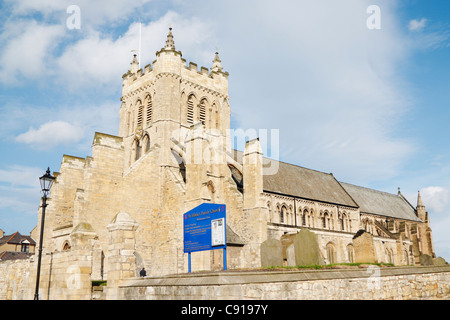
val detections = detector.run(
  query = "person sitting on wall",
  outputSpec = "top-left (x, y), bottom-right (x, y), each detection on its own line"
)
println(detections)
top-left (140, 268), bottom-right (146, 277)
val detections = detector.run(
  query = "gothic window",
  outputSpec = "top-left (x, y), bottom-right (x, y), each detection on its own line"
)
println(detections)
top-left (145, 95), bottom-right (152, 125)
top-left (322, 212), bottom-right (327, 229)
top-left (280, 205), bottom-right (287, 224)
top-left (143, 135), bottom-right (150, 153)
top-left (302, 209), bottom-right (307, 226)
top-left (187, 95), bottom-right (195, 125)
top-left (135, 141), bottom-right (141, 161)
top-left (340, 213), bottom-right (347, 231)
top-left (198, 99), bottom-right (207, 125)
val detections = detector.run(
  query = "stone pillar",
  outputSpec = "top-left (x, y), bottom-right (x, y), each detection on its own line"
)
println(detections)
top-left (106, 212), bottom-right (139, 299)
top-left (184, 122), bottom-right (211, 207)
top-left (64, 222), bottom-right (99, 300)
top-left (242, 138), bottom-right (268, 267)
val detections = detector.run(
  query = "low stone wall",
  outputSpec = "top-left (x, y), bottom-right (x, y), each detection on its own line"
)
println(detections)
top-left (118, 265), bottom-right (450, 300)
top-left (0, 258), bottom-right (33, 300)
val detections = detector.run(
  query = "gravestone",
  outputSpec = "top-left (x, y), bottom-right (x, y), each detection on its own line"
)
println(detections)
top-left (280, 233), bottom-right (296, 266)
top-left (420, 254), bottom-right (433, 266)
top-left (352, 230), bottom-right (377, 263)
top-left (433, 256), bottom-right (447, 266)
top-left (293, 228), bottom-right (324, 266)
top-left (260, 238), bottom-right (283, 267)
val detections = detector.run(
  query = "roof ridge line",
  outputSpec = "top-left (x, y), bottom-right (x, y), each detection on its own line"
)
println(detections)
top-left (340, 181), bottom-right (399, 198)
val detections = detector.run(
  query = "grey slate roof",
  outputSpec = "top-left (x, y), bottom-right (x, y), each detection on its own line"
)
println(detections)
top-left (262, 159), bottom-right (358, 208)
top-left (230, 150), bottom-right (357, 208)
top-left (340, 182), bottom-right (421, 222)
top-left (230, 149), bottom-right (421, 221)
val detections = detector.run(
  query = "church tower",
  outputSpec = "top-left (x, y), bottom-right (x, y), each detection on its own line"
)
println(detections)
top-left (118, 28), bottom-right (231, 170)
top-left (115, 29), bottom-right (235, 275)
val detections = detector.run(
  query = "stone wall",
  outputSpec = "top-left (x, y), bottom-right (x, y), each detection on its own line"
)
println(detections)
top-left (118, 265), bottom-right (450, 300)
top-left (0, 258), bottom-right (32, 300)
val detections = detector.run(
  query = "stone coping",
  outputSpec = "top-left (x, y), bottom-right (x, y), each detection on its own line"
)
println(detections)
top-left (121, 265), bottom-right (450, 288)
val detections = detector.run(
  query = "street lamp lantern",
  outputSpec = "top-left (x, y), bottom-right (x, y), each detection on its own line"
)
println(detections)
top-left (34, 167), bottom-right (55, 300)
top-left (39, 167), bottom-right (55, 196)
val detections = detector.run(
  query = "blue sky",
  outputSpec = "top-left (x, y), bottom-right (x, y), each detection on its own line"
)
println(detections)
top-left (0, 0), bottom-right (449, 261)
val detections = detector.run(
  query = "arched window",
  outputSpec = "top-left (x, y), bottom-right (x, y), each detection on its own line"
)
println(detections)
top-left (322, 212), bottom-right (328, 229)
top-left (63, 241), bottom-right (71, 251)
top-left (326, 242), bottom-right (336, 264)
top-left (346, 244), bottom-right (354, 263)
top-left (135, 141), bottom-right (141, 161)
top-left (143, 135), bottom-right (150, 153)
top-left (145, 95), bottom-right (152, 125)
top-left (403, 249), bottom-right (409, 265)
top-left (187, 95), bottom-right (195, 125)
top-left (340, 213), bottom-right (346, 231)
top-left (280, 205), bottom-right (287, 224)
top-left (302, 209), bottom-right (307, 226)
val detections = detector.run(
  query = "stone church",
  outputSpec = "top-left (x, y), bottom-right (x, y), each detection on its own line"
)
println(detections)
top-left (32, 29), bottom-right (435, 298)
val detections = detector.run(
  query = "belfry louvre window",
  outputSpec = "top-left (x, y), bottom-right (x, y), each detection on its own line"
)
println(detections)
top-left (198, 99), bottom-right (206, 125)
top-left (187, 95), bottom-right (194, 125)
top-left (146, 96), bottom-right (152, 125)
top-left (137, 102), bottom-right (144, 128)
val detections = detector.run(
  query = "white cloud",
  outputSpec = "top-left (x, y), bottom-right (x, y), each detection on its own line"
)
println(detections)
top-left (176, 0), bottom-right (415, 183)
top-left (0, 165), bottom-right (43, 188)
top-left (420, 186), bottom-right (450, 214)
top-left (409, 18), bottom-right (427, 31)
top-left (0, 20), bottom-right (65, 84)
top-left (54, 10), bottom-right (214, 90)
top-left (16, 121), bottom-right (85, 150)
top-left (5, 0), bottom-right (153, 28)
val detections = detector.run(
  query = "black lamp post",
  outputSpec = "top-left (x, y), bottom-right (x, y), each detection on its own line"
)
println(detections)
top-left (34, 168), bottom-right (55, 300)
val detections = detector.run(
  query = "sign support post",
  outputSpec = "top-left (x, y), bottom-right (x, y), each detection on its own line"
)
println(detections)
top-left (223, 248), bottom-right (227, 271)
top-left (188, 252), bottom-right (192, 273)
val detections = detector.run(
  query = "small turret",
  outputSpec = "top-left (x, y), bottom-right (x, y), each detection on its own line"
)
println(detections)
top-left (129, 54), bottom-right (139, 74)
top-left (211, 52), bottom-right (223, 73)
top-left (165, 27), bottom-right (175, 51)
top-left (416, 190), bottom-right (427, 223)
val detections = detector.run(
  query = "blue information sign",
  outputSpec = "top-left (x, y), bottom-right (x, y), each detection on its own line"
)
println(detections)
top-left (183, 203), bottom-right (227, 272)
top-left (183, 203), bottom-right (226, 253)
